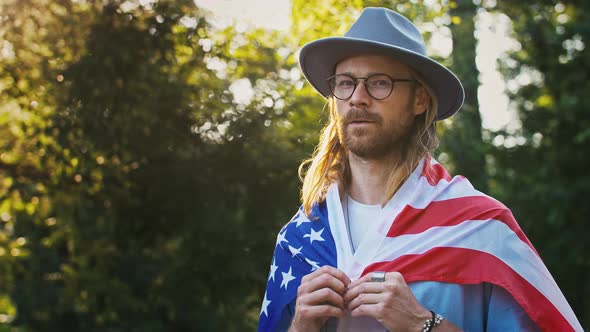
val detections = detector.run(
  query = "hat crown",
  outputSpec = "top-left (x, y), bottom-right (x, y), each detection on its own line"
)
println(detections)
top-left (345, 7), bottom-right (426, 56)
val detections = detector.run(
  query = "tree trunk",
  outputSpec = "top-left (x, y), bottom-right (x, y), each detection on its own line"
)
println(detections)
top-left (447, 0), bottom-right (487, 192)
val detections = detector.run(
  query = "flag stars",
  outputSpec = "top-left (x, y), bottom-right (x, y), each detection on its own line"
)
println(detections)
top-left (288, 245), bottom-right (302, 257)
top-left (305, 257), bottom-right (321, 271)
top-left (269, 258), bottom-right (278, 282)
top-left (280, 267), bottom-right (296, 290)
top-left (303, 227), bottom-right (325, 244)
top-left (260, 291), bottom-right (271, 317)
top-left (276, 229), bottom-right (288, 248)
top-left (293, 214), bottom-right (311, 227)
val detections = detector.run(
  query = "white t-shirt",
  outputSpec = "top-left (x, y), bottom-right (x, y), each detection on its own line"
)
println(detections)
top-left (346, 195), bottom-right (382, 252)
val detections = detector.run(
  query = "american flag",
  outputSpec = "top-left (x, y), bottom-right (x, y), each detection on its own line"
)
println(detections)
top-left (258, 155), bottom-right (582, 332)
top-left (258, 198), bottom-right (338, 331)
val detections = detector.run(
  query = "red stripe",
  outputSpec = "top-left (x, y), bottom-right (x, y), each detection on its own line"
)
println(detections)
top-left (387, 195), bottom-right (538, 255)
top-left (362, 247), bottom-right (573, 332)
top-left (421, 155), bottom-right (451, 185)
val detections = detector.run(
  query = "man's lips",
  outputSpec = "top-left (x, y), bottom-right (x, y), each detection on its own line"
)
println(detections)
top-left (347, 119), bottom-right (375, 125)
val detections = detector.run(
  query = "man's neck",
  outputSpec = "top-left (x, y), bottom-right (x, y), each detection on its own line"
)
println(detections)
top-left (346, 151), bottom-right (401, 205)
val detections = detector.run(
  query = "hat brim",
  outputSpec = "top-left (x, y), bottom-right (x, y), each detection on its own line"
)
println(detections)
top-left (299, 37), bottom-right (465, 120)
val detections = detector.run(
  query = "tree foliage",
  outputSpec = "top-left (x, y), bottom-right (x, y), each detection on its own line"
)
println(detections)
top-left (1, 0), bottom-right (308, 330)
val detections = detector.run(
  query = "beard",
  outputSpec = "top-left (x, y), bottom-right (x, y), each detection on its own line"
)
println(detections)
top-left (337, 107), bottom-right (414, 159)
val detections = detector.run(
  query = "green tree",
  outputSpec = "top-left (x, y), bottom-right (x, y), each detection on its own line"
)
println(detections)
top-left (1, 0), bottom-right (309, 330)
top-left (0, 0), bottom-right (94, 327)
top-left (491, 0), bottom-right (589, 326)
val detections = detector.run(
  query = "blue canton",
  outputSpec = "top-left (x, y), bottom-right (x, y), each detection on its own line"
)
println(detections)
top-left (258, 202), bottom-right (337, 332)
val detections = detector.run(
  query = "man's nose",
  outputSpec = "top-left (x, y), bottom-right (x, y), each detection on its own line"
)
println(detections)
top-left (349, 80), bottom-right (371, 106)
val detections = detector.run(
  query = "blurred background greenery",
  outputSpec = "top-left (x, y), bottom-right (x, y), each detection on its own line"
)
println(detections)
top-left (0, 0), bottom-right (588, 330)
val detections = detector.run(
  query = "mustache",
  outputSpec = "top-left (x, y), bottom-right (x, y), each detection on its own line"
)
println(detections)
top-left (341, 108), bottom-right (382, 124)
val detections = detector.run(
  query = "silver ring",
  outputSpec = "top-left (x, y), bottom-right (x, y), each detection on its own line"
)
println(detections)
top-left (371, 271), bottom-right (386, 282)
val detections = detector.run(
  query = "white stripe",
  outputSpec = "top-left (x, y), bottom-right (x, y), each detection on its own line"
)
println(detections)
top-left (374, 219), bottom-right (582, 331)
top-left (326, 184), bottom-right (353, 272)
top-left (410, 175), bottom-right (488, 208)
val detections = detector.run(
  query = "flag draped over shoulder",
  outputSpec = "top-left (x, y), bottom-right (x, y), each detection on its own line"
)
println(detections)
top-left (258, 156), bottom-right (582, 332)
top-left (258, 203), bottom-right (339, 332)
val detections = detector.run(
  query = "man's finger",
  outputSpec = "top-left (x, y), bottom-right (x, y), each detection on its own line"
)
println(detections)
top-left (349, 302), bottom-right (381, 318)
top-left (344, 281), bottom-right (383, 303)
top-left (347, 272), bottom-right (373, 289)
top-left (300, 287), bottom-right (346, 309)
top-left (301, 265), bottom-right (350, 286)
top-left (347, 292), bottom-right (384, 312)
top-left (297, 304), bottom-right (347, 319)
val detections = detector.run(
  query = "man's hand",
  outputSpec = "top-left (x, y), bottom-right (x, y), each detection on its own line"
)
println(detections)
top-left (344, 271), bottom-right (431, 332)
top-left (289, 266), bottom-right (350, 332)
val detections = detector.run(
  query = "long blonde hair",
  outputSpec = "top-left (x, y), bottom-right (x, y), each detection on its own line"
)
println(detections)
top-left (298, 70), bottom-right (439, 218)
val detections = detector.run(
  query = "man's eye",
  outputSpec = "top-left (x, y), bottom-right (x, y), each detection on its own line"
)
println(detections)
top-left (338, 80), bottom-right (355, 87)
top-left (370, 80), bottom-right (391, 87)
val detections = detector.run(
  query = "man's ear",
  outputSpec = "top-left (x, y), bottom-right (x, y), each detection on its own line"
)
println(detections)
top-left (413, 85), bottom-right (429, 116)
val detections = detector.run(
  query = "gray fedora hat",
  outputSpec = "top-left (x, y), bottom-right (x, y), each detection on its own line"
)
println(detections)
top-left (299, 7), bottom-right (464, 120)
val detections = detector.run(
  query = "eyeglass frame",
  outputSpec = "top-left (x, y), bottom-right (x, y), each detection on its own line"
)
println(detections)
top-left (326, 73), bottom-right (417, 101)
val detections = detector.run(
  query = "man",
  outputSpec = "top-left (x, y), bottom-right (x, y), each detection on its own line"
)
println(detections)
top-left (258, 7), bottom-right (582, 332)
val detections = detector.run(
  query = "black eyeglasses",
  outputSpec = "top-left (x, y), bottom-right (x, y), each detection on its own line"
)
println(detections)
top-left (326, 73), bottom-right (416, 100)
